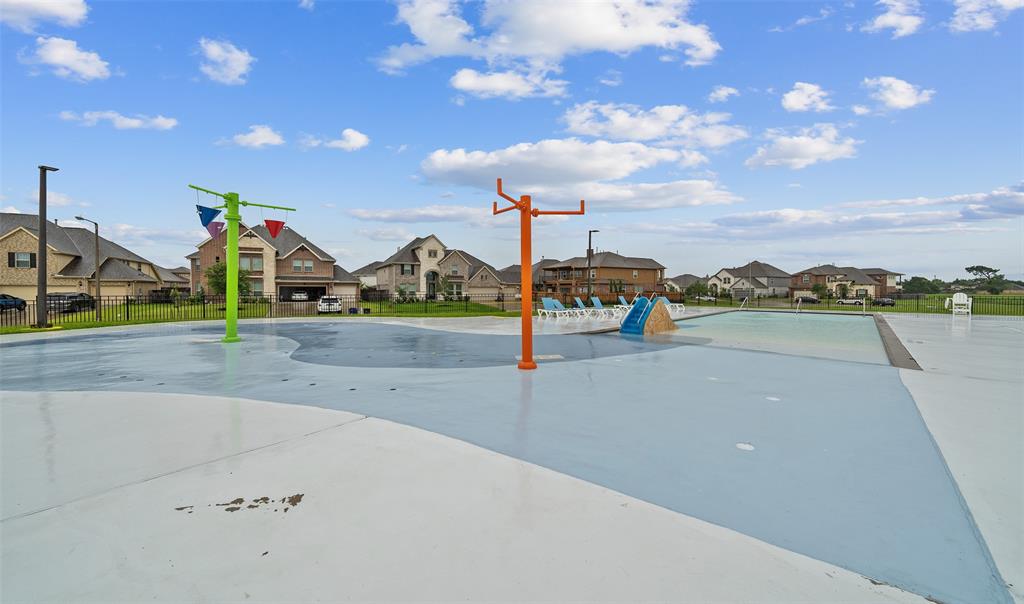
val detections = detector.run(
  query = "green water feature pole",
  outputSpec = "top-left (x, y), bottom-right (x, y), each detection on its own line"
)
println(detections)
top-left (189, 184), bottom-right (296, 343)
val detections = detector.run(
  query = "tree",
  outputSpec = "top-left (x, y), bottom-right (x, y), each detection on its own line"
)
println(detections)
top-left (684, 280), bottom-right (709, 297)
top-left (811, 283), bottom-right (828, 298)
top-left (965, 265), bottom-right (999, 280)
top-left (903, 276), bottom-right (941, 294)
top-left (836, 283), bottom-right (849, 299)
top-left (204, 262), bottom-right (252, 296)
top-left (984, 275), bottom-right (1008, 294)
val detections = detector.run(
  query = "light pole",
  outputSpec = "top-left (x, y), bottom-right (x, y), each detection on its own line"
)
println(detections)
top-left (587, 229), bottom-right (599, 297)
top-left (75, 215), bottom-right (101, 321)
top-left (36, 165), bottom-right (58, 328)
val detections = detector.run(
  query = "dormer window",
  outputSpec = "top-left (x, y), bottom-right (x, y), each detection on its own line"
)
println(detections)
top-left (428, 249), bottom-right (437, 258)
top-left (451, 265), bottom-right (459, 276)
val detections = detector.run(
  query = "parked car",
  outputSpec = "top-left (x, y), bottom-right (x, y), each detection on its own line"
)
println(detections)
top-left (836, 298), bottom-right (864, 305)
top-left (872, 297), bottom-right (896, 307)
top-left (290, 291), bottom-right (309, 301)
top-left (0, 293), bottom-right (27, 312)
top-left (794, 296), bottom-right (820, 304)
top-left (696, 295), bottom-right (717, 302)
top-left (47, 293), bottom-right (96, 312)
top-left (317, 296), bottom-right (341, 314)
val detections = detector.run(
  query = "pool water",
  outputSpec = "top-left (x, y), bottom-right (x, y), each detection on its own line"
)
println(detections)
top-left (674, 311), bottom-right (889, 365)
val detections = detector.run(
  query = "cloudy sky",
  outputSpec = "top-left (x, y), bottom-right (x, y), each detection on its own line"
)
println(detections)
top-left (1, 0), bottom-right (1021, 279)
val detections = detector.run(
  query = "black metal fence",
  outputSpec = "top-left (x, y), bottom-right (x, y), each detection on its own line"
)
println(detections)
top-left (0, 293), bottom-right (528, 329)
top-left (540, 291), bottom-right (1024, 316)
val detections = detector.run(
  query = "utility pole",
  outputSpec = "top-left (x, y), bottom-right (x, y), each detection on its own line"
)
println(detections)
top-left (494, 178), bottom-right (584, 370)
top-left (75, 215), bottom-right (101, 320)
top-left (36, 165), bottom-right (58, 328)
top-left (587, 229), bottom-right (599, 297)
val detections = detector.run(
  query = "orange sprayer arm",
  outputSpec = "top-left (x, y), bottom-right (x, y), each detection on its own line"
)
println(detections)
top-left (534, 199), bottom-right (585, 216)
top-left (496, 178), bottom-right (519, 205)
top-left (492, 201), bottom-right (518, 215)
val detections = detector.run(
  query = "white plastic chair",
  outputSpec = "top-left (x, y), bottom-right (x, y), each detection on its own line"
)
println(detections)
top-left (944, 292), bottom-right (973, 315)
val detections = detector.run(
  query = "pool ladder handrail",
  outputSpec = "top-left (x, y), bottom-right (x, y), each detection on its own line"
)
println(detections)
top-left (739, 296), bottom-right (749, 310)
top-left (795, 297), bottom-right (802, 313)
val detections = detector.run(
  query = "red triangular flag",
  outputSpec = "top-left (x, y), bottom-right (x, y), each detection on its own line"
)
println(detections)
top-left (264, 219), bottom-right (285, 238)
top-left (206, 221), bottom-right (225, 238)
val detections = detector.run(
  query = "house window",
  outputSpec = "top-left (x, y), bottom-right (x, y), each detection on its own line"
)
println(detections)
top-left (451, 282), bottom-right (463, 296)
top-left (293, 260), bottom-right (302, 272)
top-left (240, 256), bottom-right (263, 271)
top-left (802, 274), bottom-right (810, 283)
top-left (481, 273), bottom-right (488, 281)
top-left (11, 252), bottom-right (35, 268)
top-left (428, 249), bottom-right (437, 258)
top-left (450, 265), bottom-right (459, 276)
top-left (560, 270), bottom-right (569, 279)
top-left (590, 269), bottom-right (597, 278)
top-left (723, 277), bottom-right (731, 284)
top-left (632, 270), bottom-right (639, 278)
top-left (251, 280), bottom-right (263, 295)
top-left (574, 270), bottom-right (583, 278)
top-left (401, 264), bottom-right (415, 276)
top-left (304, 260), bottom-right (313, 273)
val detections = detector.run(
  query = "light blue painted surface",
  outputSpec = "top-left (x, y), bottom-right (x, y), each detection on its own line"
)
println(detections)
top-left (620, 298), bottom-right (650, 335)
top-left (0, 321), bottom-right (1010, 604)
top-left (676, 311), bottom-right (891, 365)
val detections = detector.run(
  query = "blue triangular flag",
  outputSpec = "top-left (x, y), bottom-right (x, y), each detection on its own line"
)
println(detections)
top-left (196, 204), bottom-right (221, 227)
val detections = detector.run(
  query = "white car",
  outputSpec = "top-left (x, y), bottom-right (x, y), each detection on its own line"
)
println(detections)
top-left (317, 296), bottom-right (341, 314)
top-left (291, 291), bottom-right (309, 301)
top-left (836, 298), bottom-right (864, 305)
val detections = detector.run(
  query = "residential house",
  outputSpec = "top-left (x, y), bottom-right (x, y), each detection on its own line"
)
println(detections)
top-left (789, 264), bottom-right (894, 299)
top-left (499, 258), bottom-right (561, 289)
top-left (352, 260), bottom-right (382, 290)
top-left (665, 273), bottom-right (706, 293)
top-left (861, 268), bottom-right (904, 296)
top-left (189, 223), bottom-right (359, 300)
top-left (707, 261), bottom-right (791, 298)
top-left (540, 252), bottom-right (666, 296)
top-left (1, 213), bottom-right (184, 299)
top-left (372, 235), bottom-right (516, 298)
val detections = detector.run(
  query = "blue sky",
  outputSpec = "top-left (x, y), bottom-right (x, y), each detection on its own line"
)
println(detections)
top-left (1, 0), bottom-right (1021, 279)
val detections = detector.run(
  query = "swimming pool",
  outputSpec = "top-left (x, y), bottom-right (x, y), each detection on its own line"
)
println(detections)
top-left (674, 310), bottom-right (889, 365)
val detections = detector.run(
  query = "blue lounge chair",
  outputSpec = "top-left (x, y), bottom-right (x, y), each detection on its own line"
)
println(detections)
top-left (591, 297), bottom-right (623, 319)
top-left (538, 297), bottom-right (576, 320)
top-left (573, 297), bottom-right (603, 318)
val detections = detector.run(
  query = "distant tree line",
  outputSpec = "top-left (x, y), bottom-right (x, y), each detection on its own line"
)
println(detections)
top-left (903, 265), bottom-right (1018, 295)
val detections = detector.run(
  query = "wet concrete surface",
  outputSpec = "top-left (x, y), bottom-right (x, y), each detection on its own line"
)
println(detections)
top-left (0, 318), bottom-right (1012, 604)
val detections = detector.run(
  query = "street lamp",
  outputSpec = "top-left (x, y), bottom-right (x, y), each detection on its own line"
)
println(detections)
top-left (75, 215), bottom-right (102, 320)
top-left (36, 165), bottom-right (58, 328)
top-left (587, 229), bottom-right (600, 297)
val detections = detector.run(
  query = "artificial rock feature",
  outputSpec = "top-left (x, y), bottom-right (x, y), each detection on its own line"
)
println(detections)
top-left (643, 299), bottom-right (678, 335)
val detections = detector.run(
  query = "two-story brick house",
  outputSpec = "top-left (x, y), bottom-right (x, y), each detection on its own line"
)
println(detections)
top-left (188, 223), bottom-right (358, 300)
top-left (706, 261), bottom-right (791, 298)
top-left (370, 235), bottom-right (518, 298)
top-left (789, 264), bottom-right (902, 299)
top-left (540, 252), bottom-right (667, 296)
top-left (1, 213), bottom-right (183, 299)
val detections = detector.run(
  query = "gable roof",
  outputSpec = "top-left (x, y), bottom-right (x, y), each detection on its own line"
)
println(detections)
top-left (500, 258), bottom-right (560, 284)
top-left (443, 249), bottom-right (510, 283)
top-left (154, 265), bottom-right (189, 284)
top-left (722, 260), bottom-right (790, 279)
top-left (352, 260), bottom-right (383, 276)
top-left (332, 265), bottom-right (359, 283)
top-left (667, 274), bottom-right (705, 288)
top-left (248, 225), bottom-right (334, 262)
top-left (795, 264), bottom-right (846, 276)
top-left (547, 252), bottom-right (665, 270)
top-left (861, 267), bottom-right (904, 276)
top-left (379, 234), bottom-right (447, 266)
top-left (1, 214), bottom-right (82, 255)
top-left (795, 264), bottom-right (881, 285)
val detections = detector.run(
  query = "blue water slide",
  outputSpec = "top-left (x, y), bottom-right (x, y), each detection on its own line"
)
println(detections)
top-left (619, 297), bottom-right (652, 335)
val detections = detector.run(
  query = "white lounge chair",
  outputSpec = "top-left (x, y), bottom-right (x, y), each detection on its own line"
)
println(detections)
top-left (573, 297), bottom-right (605, 319)
top-left (945, 292), bottom-right (973, 315)
top-left (590, 297), bottom-right (624, 319)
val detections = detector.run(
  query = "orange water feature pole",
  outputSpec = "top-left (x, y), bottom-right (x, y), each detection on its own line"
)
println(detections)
top-left (493, 178), bottom-right (585, 370)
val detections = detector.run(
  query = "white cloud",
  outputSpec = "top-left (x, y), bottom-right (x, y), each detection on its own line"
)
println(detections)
top-left (302, 128), bottom-right (370, 151)
top-left (228, 125), bottom-right (284, 148)
top-left (198, 38), bottom-right (254, 85)
top-left (707, 85), bottom-right (739, 103)
top-left (1, 206), bottom-right (21, 213)
top-left (30, 190), bottom-right (73, 206)
top-left (21, 36), bottom-right (109, 81)
top-left (950, 0), bottom-right (1023, 31)
top-left (840, 183), bottom-right (1024, 212)
top-left (746, 124), bottom-right (861, 170)
top-left (562, 101), bottom-right (748, 148)
top-left (298, 0), bottom-right (314, 10)
top-left (852, 104), bottom-right (871, 115)
top-left (863, 76), bottom-right (934, 109)
top-left (59, 110), bottom-right (177, 130)
top-left (450, 68), bottom-right (567, 99)
top-left (0, 0), bottom-right (88, 31)
top-left (862, 0), bottom-right (924, 38)
top-left (376, 0), bottom-right (720, 101)
top-left (350, 205), bottom-right (486, 223)
top-left (781, 82), bottom-right (835, 112)
top-left (599, 69), bottom-right (623, 87)
top-left (420, 137), bottom-right (738, 211)
top-left (769, 7), bottom-right (834, 32)
top-left (357, 227), bottom-right (417, 241)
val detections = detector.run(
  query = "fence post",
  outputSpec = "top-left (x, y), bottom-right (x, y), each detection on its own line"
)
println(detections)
top-left (124, 296), bottom-right (130, 320)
